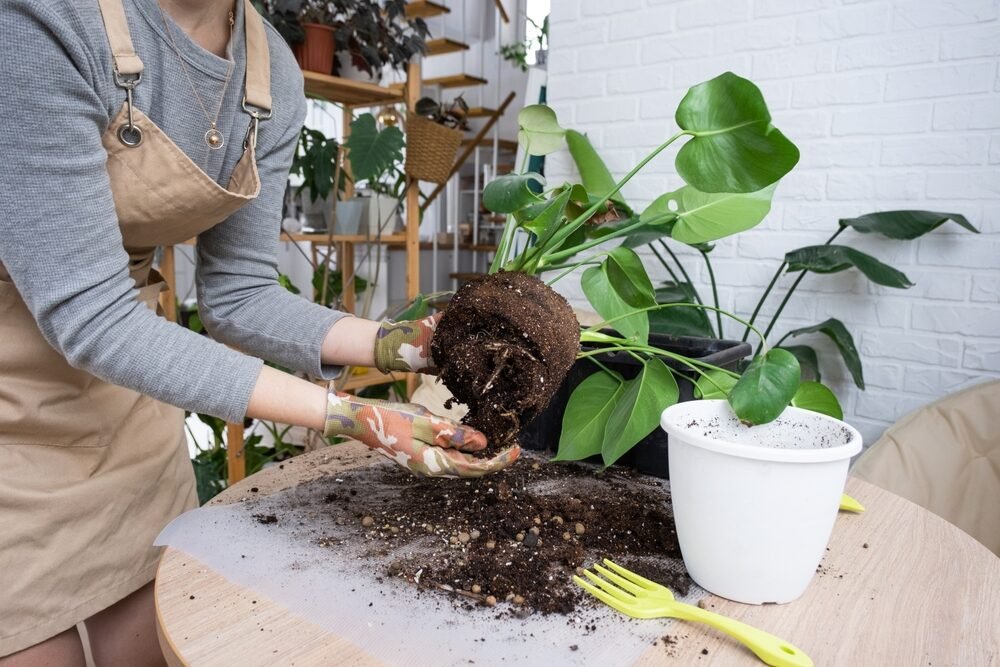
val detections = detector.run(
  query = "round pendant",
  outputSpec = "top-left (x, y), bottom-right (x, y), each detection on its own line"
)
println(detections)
top-left (205, 128), bottom-right (225, 150)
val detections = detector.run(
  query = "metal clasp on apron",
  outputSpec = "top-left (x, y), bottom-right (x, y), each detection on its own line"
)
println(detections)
top-left (114, 70), bottom-right (143, 148)
top-left (242, 96), bottom-right (272, 150)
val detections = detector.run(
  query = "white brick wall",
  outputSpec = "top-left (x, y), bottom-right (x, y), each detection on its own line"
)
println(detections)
top-left (545, 0), bottom-right (1000, 446)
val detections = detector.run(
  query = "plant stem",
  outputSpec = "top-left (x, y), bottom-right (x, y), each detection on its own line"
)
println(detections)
top-left (545, 255), bottom-right (605, 286)
top-left (649, 242), bottom-right (682, 286)
top-left (742, 260), bottom-right (785, 343)
top-left (700, 248), bottom-right (723, 338)
top-left (576, 343), bottom-right (738, 380)
top-left (756, 226), bottom-right (847, 352)
top-left (582, 302), bottom-right (769, 353)
top-left (658, 240), bottom-right (701, 303)
top-left (489, 150), bottom-right (533, 273)
top-left (527, 132), bottom-right (686, 268)
top-left (543, 213), bottom-right (672, 266)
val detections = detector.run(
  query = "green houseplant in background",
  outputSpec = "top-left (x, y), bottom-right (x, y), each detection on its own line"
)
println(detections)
top-left (332, 0), bottom-right (429, 80)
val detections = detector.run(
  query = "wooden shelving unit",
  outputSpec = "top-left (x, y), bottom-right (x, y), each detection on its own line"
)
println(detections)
top-left (466, 106), bottom-right (496, 118)
top-left (281, 232), bottom-right (407, 245)
top-left (405, 0), bottom-right (449, 18)
top-left (425, 37), bottom-right (470, 56)
top-left (423, 73), bottom-right (488, 89)
top-left (461, 136), bottom-right (518, 151)
top-left (301, 71), bottom-right (404, 106)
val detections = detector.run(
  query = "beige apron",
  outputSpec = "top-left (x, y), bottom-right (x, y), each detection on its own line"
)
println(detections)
top-left (0, 0), bottom-right (272, 655)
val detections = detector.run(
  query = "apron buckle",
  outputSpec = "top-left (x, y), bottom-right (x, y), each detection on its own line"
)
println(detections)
top-left (114, 70), bottom-right (144, 148)
top-left (242, 96), bottom-right (272, 150)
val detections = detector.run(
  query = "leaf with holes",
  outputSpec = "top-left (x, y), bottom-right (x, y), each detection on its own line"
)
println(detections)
top-left (675, 72), bottom-right (799, 193)
top-left (787, 318), bottom-right (864, 389)
top-left (785, 245), bottom-right (913, 288)
top-left (554, 369), bottom-right (625, 461)
top-left (839, 210), bottom-right (978, 240)
top-left (482, 173), bottom-right (545, 213)
top-left (518, 105), bottom-right (566, 156)
top-left (791, 381), bottom-right (843, 420)
top-left (728, 348), bottom-right (800, 426)
top-left (602, 357), bottom-right (678, 466)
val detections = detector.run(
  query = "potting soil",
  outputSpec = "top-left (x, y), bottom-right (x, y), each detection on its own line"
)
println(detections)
top-left (156, 453), bottom-right (703, 666)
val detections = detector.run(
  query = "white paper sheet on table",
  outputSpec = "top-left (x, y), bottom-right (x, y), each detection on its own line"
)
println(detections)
top-left (156, 477), bottom-right (703, 667)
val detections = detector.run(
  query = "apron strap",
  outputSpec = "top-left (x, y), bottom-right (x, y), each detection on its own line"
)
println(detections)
top-left (242, 0), bottom-right (272, 114)
top-left (96, 0), bottom-right (144, 76)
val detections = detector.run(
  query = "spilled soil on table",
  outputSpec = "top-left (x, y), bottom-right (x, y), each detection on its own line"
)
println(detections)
top-left (257, 454), bottom-right (691, 617)
top-left (431, 272), bottom-right (580, 447)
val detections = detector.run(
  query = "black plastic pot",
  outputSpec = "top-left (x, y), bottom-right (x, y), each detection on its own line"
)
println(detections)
top-left (518, 332), bottom-right (751, 479)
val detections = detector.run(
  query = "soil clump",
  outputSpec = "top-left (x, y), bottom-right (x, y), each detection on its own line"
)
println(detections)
top-left (431, 272), bottom-right (580, 446)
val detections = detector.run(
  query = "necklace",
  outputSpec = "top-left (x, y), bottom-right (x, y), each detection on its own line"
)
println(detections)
top-left (158, 3), bottom-right (236, 150)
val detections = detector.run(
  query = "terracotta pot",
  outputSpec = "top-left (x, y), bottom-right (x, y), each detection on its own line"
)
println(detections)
top-left (294, 23), bottom-right (336, 74)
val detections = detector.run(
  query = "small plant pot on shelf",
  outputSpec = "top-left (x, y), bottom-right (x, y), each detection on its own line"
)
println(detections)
top-left (518, 332), bottom-right (750, 478)
top-left (404, 113), bottom-right (464, 184)
top-left (294, 23), bottom-right (336, 74)
top-left (661, 400), bottom-right (862, 605)
top-left (331, 199), bottom-right (366, 234)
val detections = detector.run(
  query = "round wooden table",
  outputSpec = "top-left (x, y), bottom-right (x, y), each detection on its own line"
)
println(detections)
top-left (156, 444), bottom-right (1000, 666)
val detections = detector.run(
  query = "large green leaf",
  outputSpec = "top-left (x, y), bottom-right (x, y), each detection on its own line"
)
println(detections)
top-left (787, 318), bottom-right (864, 389)
top-left (565, 130), bottom-right (630, 213)
top-left (582, 262), bottom-right (650, 344)
top-left (345, 113), bottom-right (405, 185)
top-left (605, 247), bottom-right (655, 307)
top-left (602, 357), bottom-right (678, 466)
top-left (649, 283), bottom-right (715, 338)
top-left (785, 245), bottom-right (913, 288)
top-left (669, 185), bottom-right (776, 244)
top-left (675, 72), bottom-right (799, 194)
top-left (694, 369), bottom-right (738, 400)
top-left (728, 348), bottom-right (800, 426)
top-left (554, 369), bottom-right (624, 461)
top-left (482, 173), bottom-right (545, 213)
top-left (839, 210), bottom-right (978, 239)
top-left (791, 381), bottom-right (843, 420)
top-left (518, 105), bottom-right (566, 156)
top-left (521, 189), bottom-right (571, 240)
top-left (779, 345), bottom-right (821, 382)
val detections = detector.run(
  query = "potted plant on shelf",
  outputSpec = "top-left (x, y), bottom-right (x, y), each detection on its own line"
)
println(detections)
top-left (404, 96), bottom-right (468, 184)
top-left (293, 0), bottom-right (338, 74)
top-left (344, 112), bottom-right (406, 236)
top-left (291, 126), bottom-right (349, 232)
top-left (333, 0), bottom-right (429, 82)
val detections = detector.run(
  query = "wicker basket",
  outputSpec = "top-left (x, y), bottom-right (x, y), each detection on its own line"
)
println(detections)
top-left (404, 113), bottom-right (464, 184)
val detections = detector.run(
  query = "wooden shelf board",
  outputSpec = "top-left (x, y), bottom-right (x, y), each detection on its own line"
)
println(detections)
top-left (302, 71), bottom-right (404, 106)
top-left (416, 241), bottom-right (497, 251)
top-left (425, 38), bottom-right (470, 56)
top-left (405, 0), bottom-right (449, 19)
top-left (423, 73), bottom-right (488, 89)
top-left (281, 232), bottom-right (407, 244)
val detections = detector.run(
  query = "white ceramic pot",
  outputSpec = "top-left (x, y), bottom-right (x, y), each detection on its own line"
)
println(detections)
top-left (333, 199), bottom-right (366, 235)
top-left (300, 187), bottom-right (330, 233)
top-left (660, 400), bottom-right (862, 605)
top-left (365, 193), bottom-right (399, 235)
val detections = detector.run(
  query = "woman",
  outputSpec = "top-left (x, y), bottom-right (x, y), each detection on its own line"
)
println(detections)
top-left (0, 0), bottom-right (518, 664)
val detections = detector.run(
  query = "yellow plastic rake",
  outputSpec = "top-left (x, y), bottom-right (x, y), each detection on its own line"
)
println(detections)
top-left (573, 559), bottom-right (813, 667)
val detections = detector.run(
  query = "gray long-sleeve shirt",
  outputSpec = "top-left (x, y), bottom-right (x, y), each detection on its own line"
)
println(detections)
top-left (0, 0), bottom-right (348, 423)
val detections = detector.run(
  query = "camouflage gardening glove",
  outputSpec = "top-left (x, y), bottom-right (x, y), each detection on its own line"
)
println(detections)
top-left (373, 312), bottom-right (441, 374)
top-left (324, 387), bottom-right (520, 478)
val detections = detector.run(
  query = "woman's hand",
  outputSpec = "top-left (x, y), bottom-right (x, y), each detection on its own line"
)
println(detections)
top-left (373, 313), bottom-right (442, 374)
top-left (323, 388), bottom-right (519, 478)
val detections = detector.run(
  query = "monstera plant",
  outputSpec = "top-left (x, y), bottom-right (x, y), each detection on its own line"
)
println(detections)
top-left (425, 72), bottom-right (815, 466)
